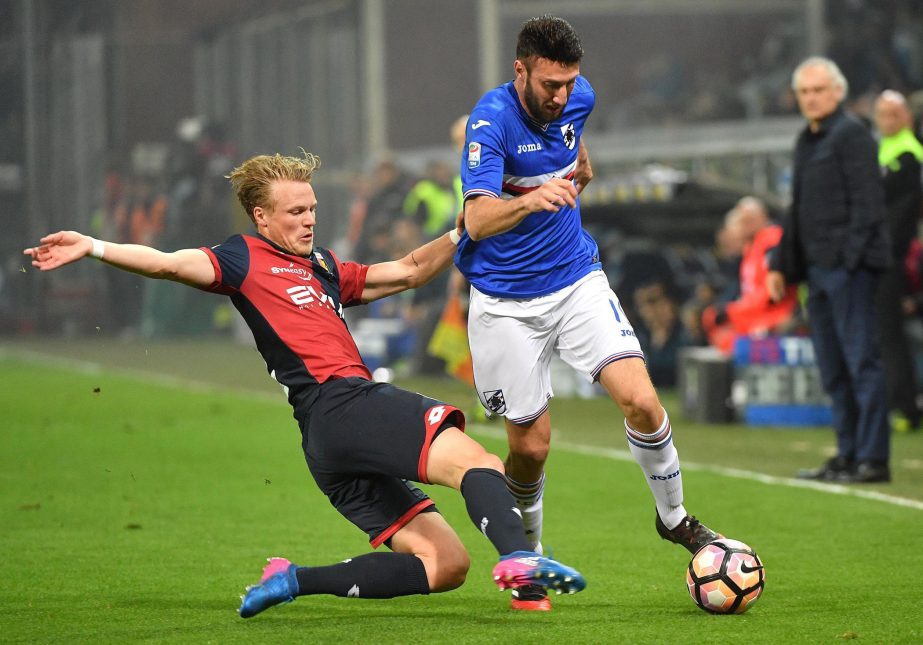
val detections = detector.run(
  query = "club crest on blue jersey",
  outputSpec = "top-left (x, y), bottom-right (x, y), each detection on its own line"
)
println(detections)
top-left (468, 142), bottom-right (481, 168)
top-left (482, 389), bottom-right (507, 414)
top-left (560, 123), bottom-right (576, 150)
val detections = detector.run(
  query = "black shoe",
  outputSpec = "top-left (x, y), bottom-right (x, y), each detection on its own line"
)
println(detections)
top-left (655, 512), bottom-right (723, 554)
top-left (839, 461), bottom-right (891, 483)
top-left (796, 456), bottom-right (853, 481)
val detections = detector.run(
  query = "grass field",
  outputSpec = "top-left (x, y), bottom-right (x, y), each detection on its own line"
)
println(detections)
top-left (2, 337), bottom-right (923, 643)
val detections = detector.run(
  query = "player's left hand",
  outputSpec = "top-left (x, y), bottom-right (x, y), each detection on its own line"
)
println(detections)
top-left (574, 140), bottom-right (593, 194)
top-left (23, 231), bottom-right (94, 271)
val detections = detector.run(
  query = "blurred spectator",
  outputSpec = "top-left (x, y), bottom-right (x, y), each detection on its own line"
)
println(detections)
top-left (712, 207), bottom-right (746, 303)
top-left (402, 160), bottom-right (457, 239)
top-left (701, 197), bottom-right (800, 353)
top-left (105, 174), bottom-right (167, 334)
top-left (135, 117), bottom-right (238, 338)
top-left (449, 114), bottom-right (468, 207)
top-left (633, 281), bottom-right (688, 387)
top-left (342, 172), bottom-right (372, 257)
top-left (902, 239), bottom-right (923, 396)
top-left (874, 89), bottom-right (923, 430)
top-left (410, 116), bottom-right (470, 375)
top-left (353, 158), bottom-right (414, 265)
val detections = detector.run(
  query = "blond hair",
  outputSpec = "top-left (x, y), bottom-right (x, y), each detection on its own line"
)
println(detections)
top-left (227, 150), bottom-right (321, 222)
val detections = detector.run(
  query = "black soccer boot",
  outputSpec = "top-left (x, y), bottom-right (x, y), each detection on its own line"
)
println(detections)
top-left (655, 512), bottom-right (723, 554)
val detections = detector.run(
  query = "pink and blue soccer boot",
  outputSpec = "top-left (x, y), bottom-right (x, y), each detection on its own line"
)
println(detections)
top-left (238, 557), bottom-right (299, 618)
top-left (492, 551), bottom-right (586, 598)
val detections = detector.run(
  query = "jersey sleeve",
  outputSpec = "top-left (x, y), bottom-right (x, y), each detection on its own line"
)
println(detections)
top-left (461, 110), bottom-right (506, 201)
top-left (329, 249), bottom-right (369, 306)
top-left (198, 234), bottom-right (249, 294)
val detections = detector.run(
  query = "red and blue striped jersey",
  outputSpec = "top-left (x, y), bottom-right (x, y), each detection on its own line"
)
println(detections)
top-left (200, 234), bottom-right (371, 407)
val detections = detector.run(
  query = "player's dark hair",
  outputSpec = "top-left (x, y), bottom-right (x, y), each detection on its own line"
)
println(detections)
top-left (516, 15), bottom-right (583, 67)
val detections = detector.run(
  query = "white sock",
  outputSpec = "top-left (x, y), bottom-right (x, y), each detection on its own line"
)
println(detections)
top-left (505, 472), bottom-right (544, 553)
top-left (625, 408), bottom-right (687, 529)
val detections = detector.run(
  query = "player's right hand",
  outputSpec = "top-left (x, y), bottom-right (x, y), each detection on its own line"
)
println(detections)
top-left (528, 178), bottom-right (578, 213)
top-left (23, 231), bottom-right (94, 271)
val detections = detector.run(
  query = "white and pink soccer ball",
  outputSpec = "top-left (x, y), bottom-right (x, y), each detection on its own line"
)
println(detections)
top-left (686, 538), bottom-right (764, 614)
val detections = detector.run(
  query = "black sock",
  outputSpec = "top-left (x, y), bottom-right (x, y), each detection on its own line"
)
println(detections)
top-left (460, 467), bottom-right (532, 557)
top-left (293, 552), bottom-right (429, 599)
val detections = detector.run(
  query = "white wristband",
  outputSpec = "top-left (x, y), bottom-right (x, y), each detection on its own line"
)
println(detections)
top-left (89, 237), bottom-right (105, 259)
top-left (448, 229), bottom-right (461, 245)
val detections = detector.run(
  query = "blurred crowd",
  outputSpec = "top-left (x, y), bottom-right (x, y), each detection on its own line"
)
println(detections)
top-left (90, 117), bottom-right (240, 338)
top-left (5, 0), bottom-right (923, 424)
top-left (602, 0), bottom-right (923, 129)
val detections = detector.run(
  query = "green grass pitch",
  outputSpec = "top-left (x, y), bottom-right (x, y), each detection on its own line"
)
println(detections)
top-left (2, 339), bottom-right (922, 643)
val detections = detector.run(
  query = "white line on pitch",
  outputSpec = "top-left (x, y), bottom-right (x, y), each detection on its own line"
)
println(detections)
top-left (468, 423), bottom-right (923, 512)
top-left (6, 347), bottom-right (922, 513)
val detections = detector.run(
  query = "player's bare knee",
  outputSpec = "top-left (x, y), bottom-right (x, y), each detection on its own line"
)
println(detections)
top-left (509, 440), bottom-right (550, 467)
top-left (428, 546), bottom-right (470, 592)
top-left (472, 452), bottom-right (504, 474)
top-left (618, 389), bottom-right (661, 428)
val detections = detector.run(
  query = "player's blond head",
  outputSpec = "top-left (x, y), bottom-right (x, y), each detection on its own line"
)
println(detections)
top-left (228, 151), bottom-right (321, 222)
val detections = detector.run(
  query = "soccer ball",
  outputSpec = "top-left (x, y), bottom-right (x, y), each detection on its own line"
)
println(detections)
top-left (686, 538), bottom-right (764, 614)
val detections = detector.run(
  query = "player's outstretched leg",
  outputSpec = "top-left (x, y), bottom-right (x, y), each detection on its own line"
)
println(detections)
top-left (458, 467), bottom-right (585, 609)
top-left (239, 558), bottom-right (299, 618)
top-left (492, 551), bottom-right (586, 596)
top-left (238, 552), bottom-right (431, 618)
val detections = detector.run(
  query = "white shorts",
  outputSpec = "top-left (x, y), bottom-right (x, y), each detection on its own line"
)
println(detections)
top-left (468, 271), bottom-right (644, 423)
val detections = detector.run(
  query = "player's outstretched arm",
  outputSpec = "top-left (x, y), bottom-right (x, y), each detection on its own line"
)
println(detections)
top-left (24, 231), bottom-right (216, 288)
top-left (464, 177), bottom-right (577, 241)
top-left (361, 223), bottom-right (462, 303)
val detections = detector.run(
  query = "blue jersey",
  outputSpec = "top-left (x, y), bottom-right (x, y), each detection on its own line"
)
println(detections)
top-left (457, 75), bottom-right (602, 298)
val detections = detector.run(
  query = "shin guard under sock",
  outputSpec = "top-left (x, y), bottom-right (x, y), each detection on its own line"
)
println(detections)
top-left (461, 467), bottom-right (532, 556)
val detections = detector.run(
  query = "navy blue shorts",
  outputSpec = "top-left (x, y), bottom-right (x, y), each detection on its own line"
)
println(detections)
top-left (298, 377), bottom-right (464, 548)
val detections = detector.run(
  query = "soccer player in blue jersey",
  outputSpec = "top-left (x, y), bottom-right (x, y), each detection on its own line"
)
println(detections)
top-left (25, 151), bottom-right (585, 617)
top-left (456, 15), bottom-right (722, 610)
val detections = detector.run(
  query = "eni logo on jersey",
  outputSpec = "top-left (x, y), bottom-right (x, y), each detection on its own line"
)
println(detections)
top-left (517, 142), bottom-right (543, 154)
top-left (286, 284), bottom-right (344, 319)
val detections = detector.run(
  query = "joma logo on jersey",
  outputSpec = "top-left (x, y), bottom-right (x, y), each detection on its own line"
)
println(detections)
top-left (516, 142), bottom-right (543, 154)
top-left (286, 285), bottom-right (344, 318)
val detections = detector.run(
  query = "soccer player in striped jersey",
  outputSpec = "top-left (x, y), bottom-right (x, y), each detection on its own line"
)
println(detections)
top-left (456, 15), bottom-right (722, 611)
top-left (25, 151), bottom-right (585, 617)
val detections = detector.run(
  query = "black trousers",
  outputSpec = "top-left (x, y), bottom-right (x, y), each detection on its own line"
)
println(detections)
top-left (806, 266), bottom-right (890, 464)
top-left (874, 263), bottom-right (920, 423)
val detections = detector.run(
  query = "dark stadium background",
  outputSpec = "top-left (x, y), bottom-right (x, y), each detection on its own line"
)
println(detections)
top-left (2, 0), bottom-right (919, 362)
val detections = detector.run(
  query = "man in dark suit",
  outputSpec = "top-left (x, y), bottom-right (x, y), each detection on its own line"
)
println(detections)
top-left (767, 57), bottom-right (892, 483)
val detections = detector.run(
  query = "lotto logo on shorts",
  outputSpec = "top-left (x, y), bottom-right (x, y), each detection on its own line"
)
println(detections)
top-left (482, 389), bottom-right (506, 414)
